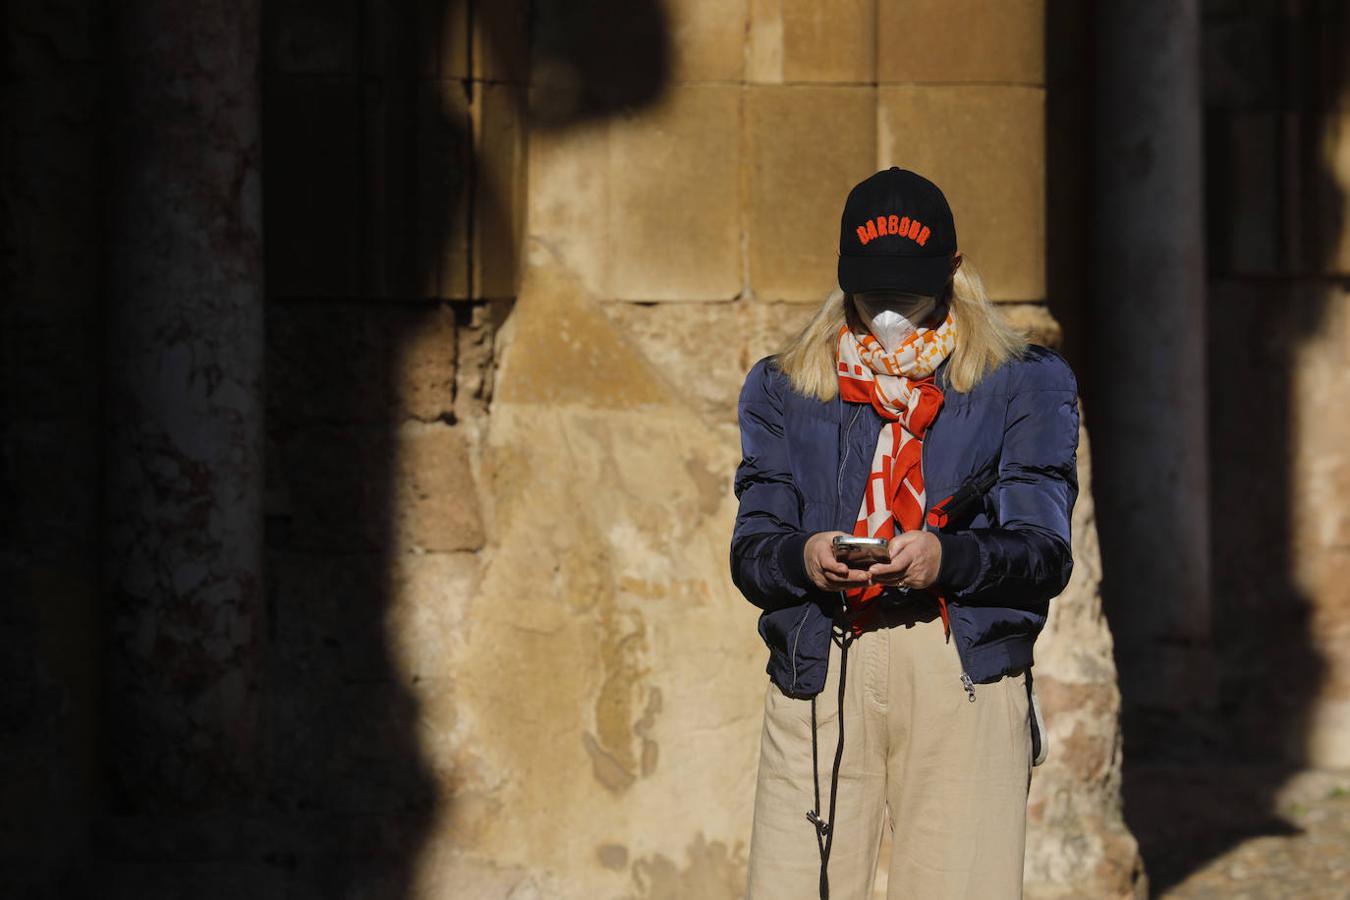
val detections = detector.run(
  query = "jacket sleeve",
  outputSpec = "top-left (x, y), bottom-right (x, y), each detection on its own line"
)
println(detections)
top-left (933, 351), bottom-right (1080, 609)
top-left (729, 357), bottom-right (828, 611)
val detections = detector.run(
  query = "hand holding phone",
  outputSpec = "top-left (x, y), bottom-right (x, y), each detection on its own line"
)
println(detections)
top-left (803, 532), bottom-right (875, 592)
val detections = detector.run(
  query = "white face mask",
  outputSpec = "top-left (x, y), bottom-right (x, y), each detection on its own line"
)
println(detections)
top-left (854, 293), bottom-right (938, 353)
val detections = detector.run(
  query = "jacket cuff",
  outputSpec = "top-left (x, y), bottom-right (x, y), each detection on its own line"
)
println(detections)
top-left (935, 531), bottom-right (981, 592)
top-left (775, 531), bottom-right (815, 595)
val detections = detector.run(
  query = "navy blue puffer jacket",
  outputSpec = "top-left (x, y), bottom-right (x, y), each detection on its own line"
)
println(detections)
top-left (729, 344), bottom-right (1080, 698)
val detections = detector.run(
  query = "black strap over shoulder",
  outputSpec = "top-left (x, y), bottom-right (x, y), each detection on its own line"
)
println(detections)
top-left (926, 454), bottom-right (1000, 529)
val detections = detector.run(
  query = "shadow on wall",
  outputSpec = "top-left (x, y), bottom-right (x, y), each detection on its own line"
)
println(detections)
top-left (1043, 0), bottom-right (1093, 404)
top-left (260, 1), bottom-right (667, 896)
top-left (1049, 1), bottom-right (1347, 894)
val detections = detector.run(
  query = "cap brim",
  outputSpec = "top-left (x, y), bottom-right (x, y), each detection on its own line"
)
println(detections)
top-left (838, 253), bottom-right (951, 297)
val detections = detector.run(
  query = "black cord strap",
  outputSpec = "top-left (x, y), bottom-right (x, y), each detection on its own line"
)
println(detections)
top-left (807, 624), bottom-right (854, 900)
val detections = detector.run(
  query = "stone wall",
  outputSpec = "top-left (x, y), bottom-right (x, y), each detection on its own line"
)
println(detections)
top-left (1202, 1), bottom-right (1350, 768)
top-left (402, 1), bottom-right (1144, 897)
top-left (0, 1), bottom-right (1146, 897)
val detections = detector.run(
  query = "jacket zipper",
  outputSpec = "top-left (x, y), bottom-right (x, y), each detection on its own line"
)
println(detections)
top-left (788, 399), bottom-right (858, 690)
top-left (834, 403), bottom-right (864, 616)
top-left (790, 400), bottom-right (859, 692)
top-left (920, 412), bottom-right (978, 703)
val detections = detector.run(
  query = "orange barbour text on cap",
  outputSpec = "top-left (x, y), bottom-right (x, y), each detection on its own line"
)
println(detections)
top-left (855, 215), bottom-right (931, 247)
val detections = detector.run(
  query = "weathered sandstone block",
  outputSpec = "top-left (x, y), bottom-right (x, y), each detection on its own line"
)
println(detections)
top-left (526, 85), bottom-right (742, 303)
top-left (666, 0), bottom-right (747, 82)
top-left (877, 0), bottom-right (1044, 86)
top-left (473, 82), bottom-right (526, 300)
top-left (748, 0), bottom-right (876, 84)
top-left (608, 85), bottom-right (743, 301)
top-left (999, 302), bottom-right (1064, 347)
top-left (392, 421), bottom-right (485, 552)
top-left (600, 298), bottom-right (817, 423)
top-left (425, 263), bottom-right (764, 897)
top-left (526, 119), bottom-right (612, 298)
top-left (878, 85), bottom-right (1046, 301)
top-left (747, 85), bottom-right (877, 302)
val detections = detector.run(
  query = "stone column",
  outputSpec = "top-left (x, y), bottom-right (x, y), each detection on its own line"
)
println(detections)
top-left (102, 0), bottom-right (265, 809)
top-left (1092, 1), bottom-right (1214, 726)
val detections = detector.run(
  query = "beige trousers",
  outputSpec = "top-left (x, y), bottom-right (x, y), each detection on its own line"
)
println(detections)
top-left (745, 598), bottom-right (1032, 900)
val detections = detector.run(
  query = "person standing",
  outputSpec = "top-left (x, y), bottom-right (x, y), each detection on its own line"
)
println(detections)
top-left (731, 168), bottom-right (1078, 899)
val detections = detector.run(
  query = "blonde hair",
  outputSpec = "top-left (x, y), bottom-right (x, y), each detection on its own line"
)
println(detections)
top-left (773, 257), bottom-right (1029, 400)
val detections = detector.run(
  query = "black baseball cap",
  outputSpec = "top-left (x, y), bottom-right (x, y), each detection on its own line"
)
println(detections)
top-left (837, 167), bottom-right (957, 296)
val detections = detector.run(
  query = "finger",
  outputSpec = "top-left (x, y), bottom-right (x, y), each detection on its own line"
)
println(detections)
top-left (871, 574), bottom-right (907, 587)
top-left (819, 556), bottom-right (850, 576)
top-left (891, 544), bottom-right (920, 571)
top-left (887, 531), bottom-right (922, 557)
top-left (867, 558), bottom-right (908, 577)
top-left (824, 568), bottom-right (870, 588)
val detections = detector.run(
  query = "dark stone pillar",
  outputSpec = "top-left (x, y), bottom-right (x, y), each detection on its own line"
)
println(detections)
top-left (102, 0), bottom-right (265, 810)
top-left (1092, 0), bottom-right (1215, 736)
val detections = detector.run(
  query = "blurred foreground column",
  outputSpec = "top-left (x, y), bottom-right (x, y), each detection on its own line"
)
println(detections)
top-left (1092, 0), bottom-right (1215, 738)
top-left (102, 0), bottom-right (265, 809)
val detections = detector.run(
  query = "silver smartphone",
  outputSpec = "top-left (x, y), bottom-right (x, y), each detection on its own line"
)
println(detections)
top-left (831, 535), bottom-right (890, 565)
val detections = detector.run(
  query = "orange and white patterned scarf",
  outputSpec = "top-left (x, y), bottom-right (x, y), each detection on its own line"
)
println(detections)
top-left (836, 305), bottom-right (958, 636)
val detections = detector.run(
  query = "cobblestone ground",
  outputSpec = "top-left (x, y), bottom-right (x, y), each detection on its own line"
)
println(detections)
top-left (1127, 765), bottom-right (1350, 899)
